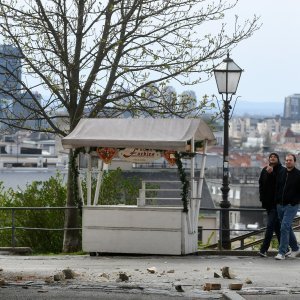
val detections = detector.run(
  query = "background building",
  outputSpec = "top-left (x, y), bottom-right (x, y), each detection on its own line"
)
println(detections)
top-left (284, 94), bottom-right (300, 120)
top-left (0, 44), bottom-right (44, 132)
top-left (0, 44), bottom-right (22, 96)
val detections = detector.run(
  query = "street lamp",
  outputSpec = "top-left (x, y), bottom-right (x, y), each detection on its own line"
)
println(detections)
top-left (213, 53), bottom-right (243, 249)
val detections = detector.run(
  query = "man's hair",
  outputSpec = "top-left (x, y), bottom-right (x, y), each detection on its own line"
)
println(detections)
top-left (269, 152), bottom-right (280, 161)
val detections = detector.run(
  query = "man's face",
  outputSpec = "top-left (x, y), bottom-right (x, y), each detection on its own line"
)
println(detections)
top-left (285, 155), bottom-right (296, 169)
top-left (269, 154), bottom-right (278, 165)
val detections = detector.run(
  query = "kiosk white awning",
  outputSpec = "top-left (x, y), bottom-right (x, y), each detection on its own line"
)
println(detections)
top-left (62, 118), bottom-right (215, 151)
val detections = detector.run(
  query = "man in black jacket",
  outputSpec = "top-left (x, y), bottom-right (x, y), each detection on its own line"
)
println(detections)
top-left (275, 153), bottom-right (300, 260)
top-left (258, 152), bottom-right (284, 257)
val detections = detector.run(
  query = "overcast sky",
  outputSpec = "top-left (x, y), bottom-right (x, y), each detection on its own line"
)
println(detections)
top-left (185, 0), bottom-right (300, 105)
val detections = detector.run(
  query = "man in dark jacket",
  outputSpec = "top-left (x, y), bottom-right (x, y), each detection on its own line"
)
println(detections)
top-left (258, 152), bottom-right (284, 257)
top-left (275, 153), bottom-right (300, 260)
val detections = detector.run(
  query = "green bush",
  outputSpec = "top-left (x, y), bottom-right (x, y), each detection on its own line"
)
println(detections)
top-left (82, 168), bottom-right (142, 205)
top-left (0, 173), bottom-right (67, 253)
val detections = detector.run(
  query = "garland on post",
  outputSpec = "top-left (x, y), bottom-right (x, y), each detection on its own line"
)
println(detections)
top-left (175, 152), bottom-right (189, 213)
top-left (175, 151), bottom-right (196, 213)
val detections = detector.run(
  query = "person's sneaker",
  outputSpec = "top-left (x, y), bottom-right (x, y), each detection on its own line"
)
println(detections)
top-left (258, 251), bottom-right (267, 257)
top-left (285, 248), bottom-right (292, 257)
top-left (275, 253), bottom-right (285, 260)
top-left (290, 249), bottom-right (300, 258)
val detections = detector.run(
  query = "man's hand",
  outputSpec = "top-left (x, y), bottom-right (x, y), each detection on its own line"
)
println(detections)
top-left (266, 165), bottom-right (273, 173)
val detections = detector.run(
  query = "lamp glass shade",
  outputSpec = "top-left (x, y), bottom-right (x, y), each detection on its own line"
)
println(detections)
top-left (213, 56), bottom-right (243, 94)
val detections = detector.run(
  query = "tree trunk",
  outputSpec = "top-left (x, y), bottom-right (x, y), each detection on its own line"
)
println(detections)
top-left (62, 149), bottom-right (81, 252)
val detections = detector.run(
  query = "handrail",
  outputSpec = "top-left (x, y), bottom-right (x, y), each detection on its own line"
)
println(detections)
top-left (0, 206), bottom-right (81, 248)
top-left (203, 215), bottom-right (300, 250)
top-left (1, 205), bottom-right (299, 251)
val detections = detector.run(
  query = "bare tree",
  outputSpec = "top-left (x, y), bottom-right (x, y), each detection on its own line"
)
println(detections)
top-left (0, 0), bottom-right (260, 252)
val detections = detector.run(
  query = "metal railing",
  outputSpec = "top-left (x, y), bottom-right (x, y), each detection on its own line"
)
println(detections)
top-left (199, 207), bottom-right (300, 250)
top-left (0, 206), bottom-right (81, 248)
top-left (0, 205), bottom-right (299, 251)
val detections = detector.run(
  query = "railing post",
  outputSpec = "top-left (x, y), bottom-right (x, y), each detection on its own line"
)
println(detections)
top-left (241, 238), bottom-right (244, 250)
top-left (138, 181), bottom-right (146, 206)
top-left (219, 209), bottom-right (223, 250)
top-left (11, 208), bottom-right (16, 248)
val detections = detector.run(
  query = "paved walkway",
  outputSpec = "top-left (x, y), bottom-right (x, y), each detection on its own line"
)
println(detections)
top-left (0, 254), bottom-right (299, 299)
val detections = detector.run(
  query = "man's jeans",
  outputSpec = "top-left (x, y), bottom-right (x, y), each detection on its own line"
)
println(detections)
top-left (277, 204), bottom-right (299, 254)
top-left (260, 208), bottom-right (281, 253)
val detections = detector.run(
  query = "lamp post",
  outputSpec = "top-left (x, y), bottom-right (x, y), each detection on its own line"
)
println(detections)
top-left (213, 53), bottom-right (243, 249)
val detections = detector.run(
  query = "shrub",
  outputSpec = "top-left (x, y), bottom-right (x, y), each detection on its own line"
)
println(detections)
top-left (81, 168), bottom-right (142, 205)
top-left (0, 173), bottom-right (67, 253)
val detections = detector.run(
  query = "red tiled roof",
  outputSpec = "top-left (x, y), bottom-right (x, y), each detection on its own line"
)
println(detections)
top-left (285, 128), bottom-right (295, 137)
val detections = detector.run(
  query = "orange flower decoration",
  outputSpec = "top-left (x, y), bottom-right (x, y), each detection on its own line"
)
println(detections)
top-left (163, 150), bottom-right (177, 166)
top-left (96, 147), bottom-right (117, 164)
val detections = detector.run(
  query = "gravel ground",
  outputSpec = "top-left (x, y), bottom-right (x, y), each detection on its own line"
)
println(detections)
top-left (0, 254), bottom-right (299, 299)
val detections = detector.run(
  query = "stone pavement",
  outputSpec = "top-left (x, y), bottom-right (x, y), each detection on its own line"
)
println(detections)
top-left (0, 253), bottom-right (299, 299)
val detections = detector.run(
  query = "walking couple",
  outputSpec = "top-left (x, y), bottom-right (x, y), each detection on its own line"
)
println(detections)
top-left (259, 152), bottom-right (300, 260)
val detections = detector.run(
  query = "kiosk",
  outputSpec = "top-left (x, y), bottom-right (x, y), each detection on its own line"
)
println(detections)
top-left (62, 118), bottom-right (215, 255)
